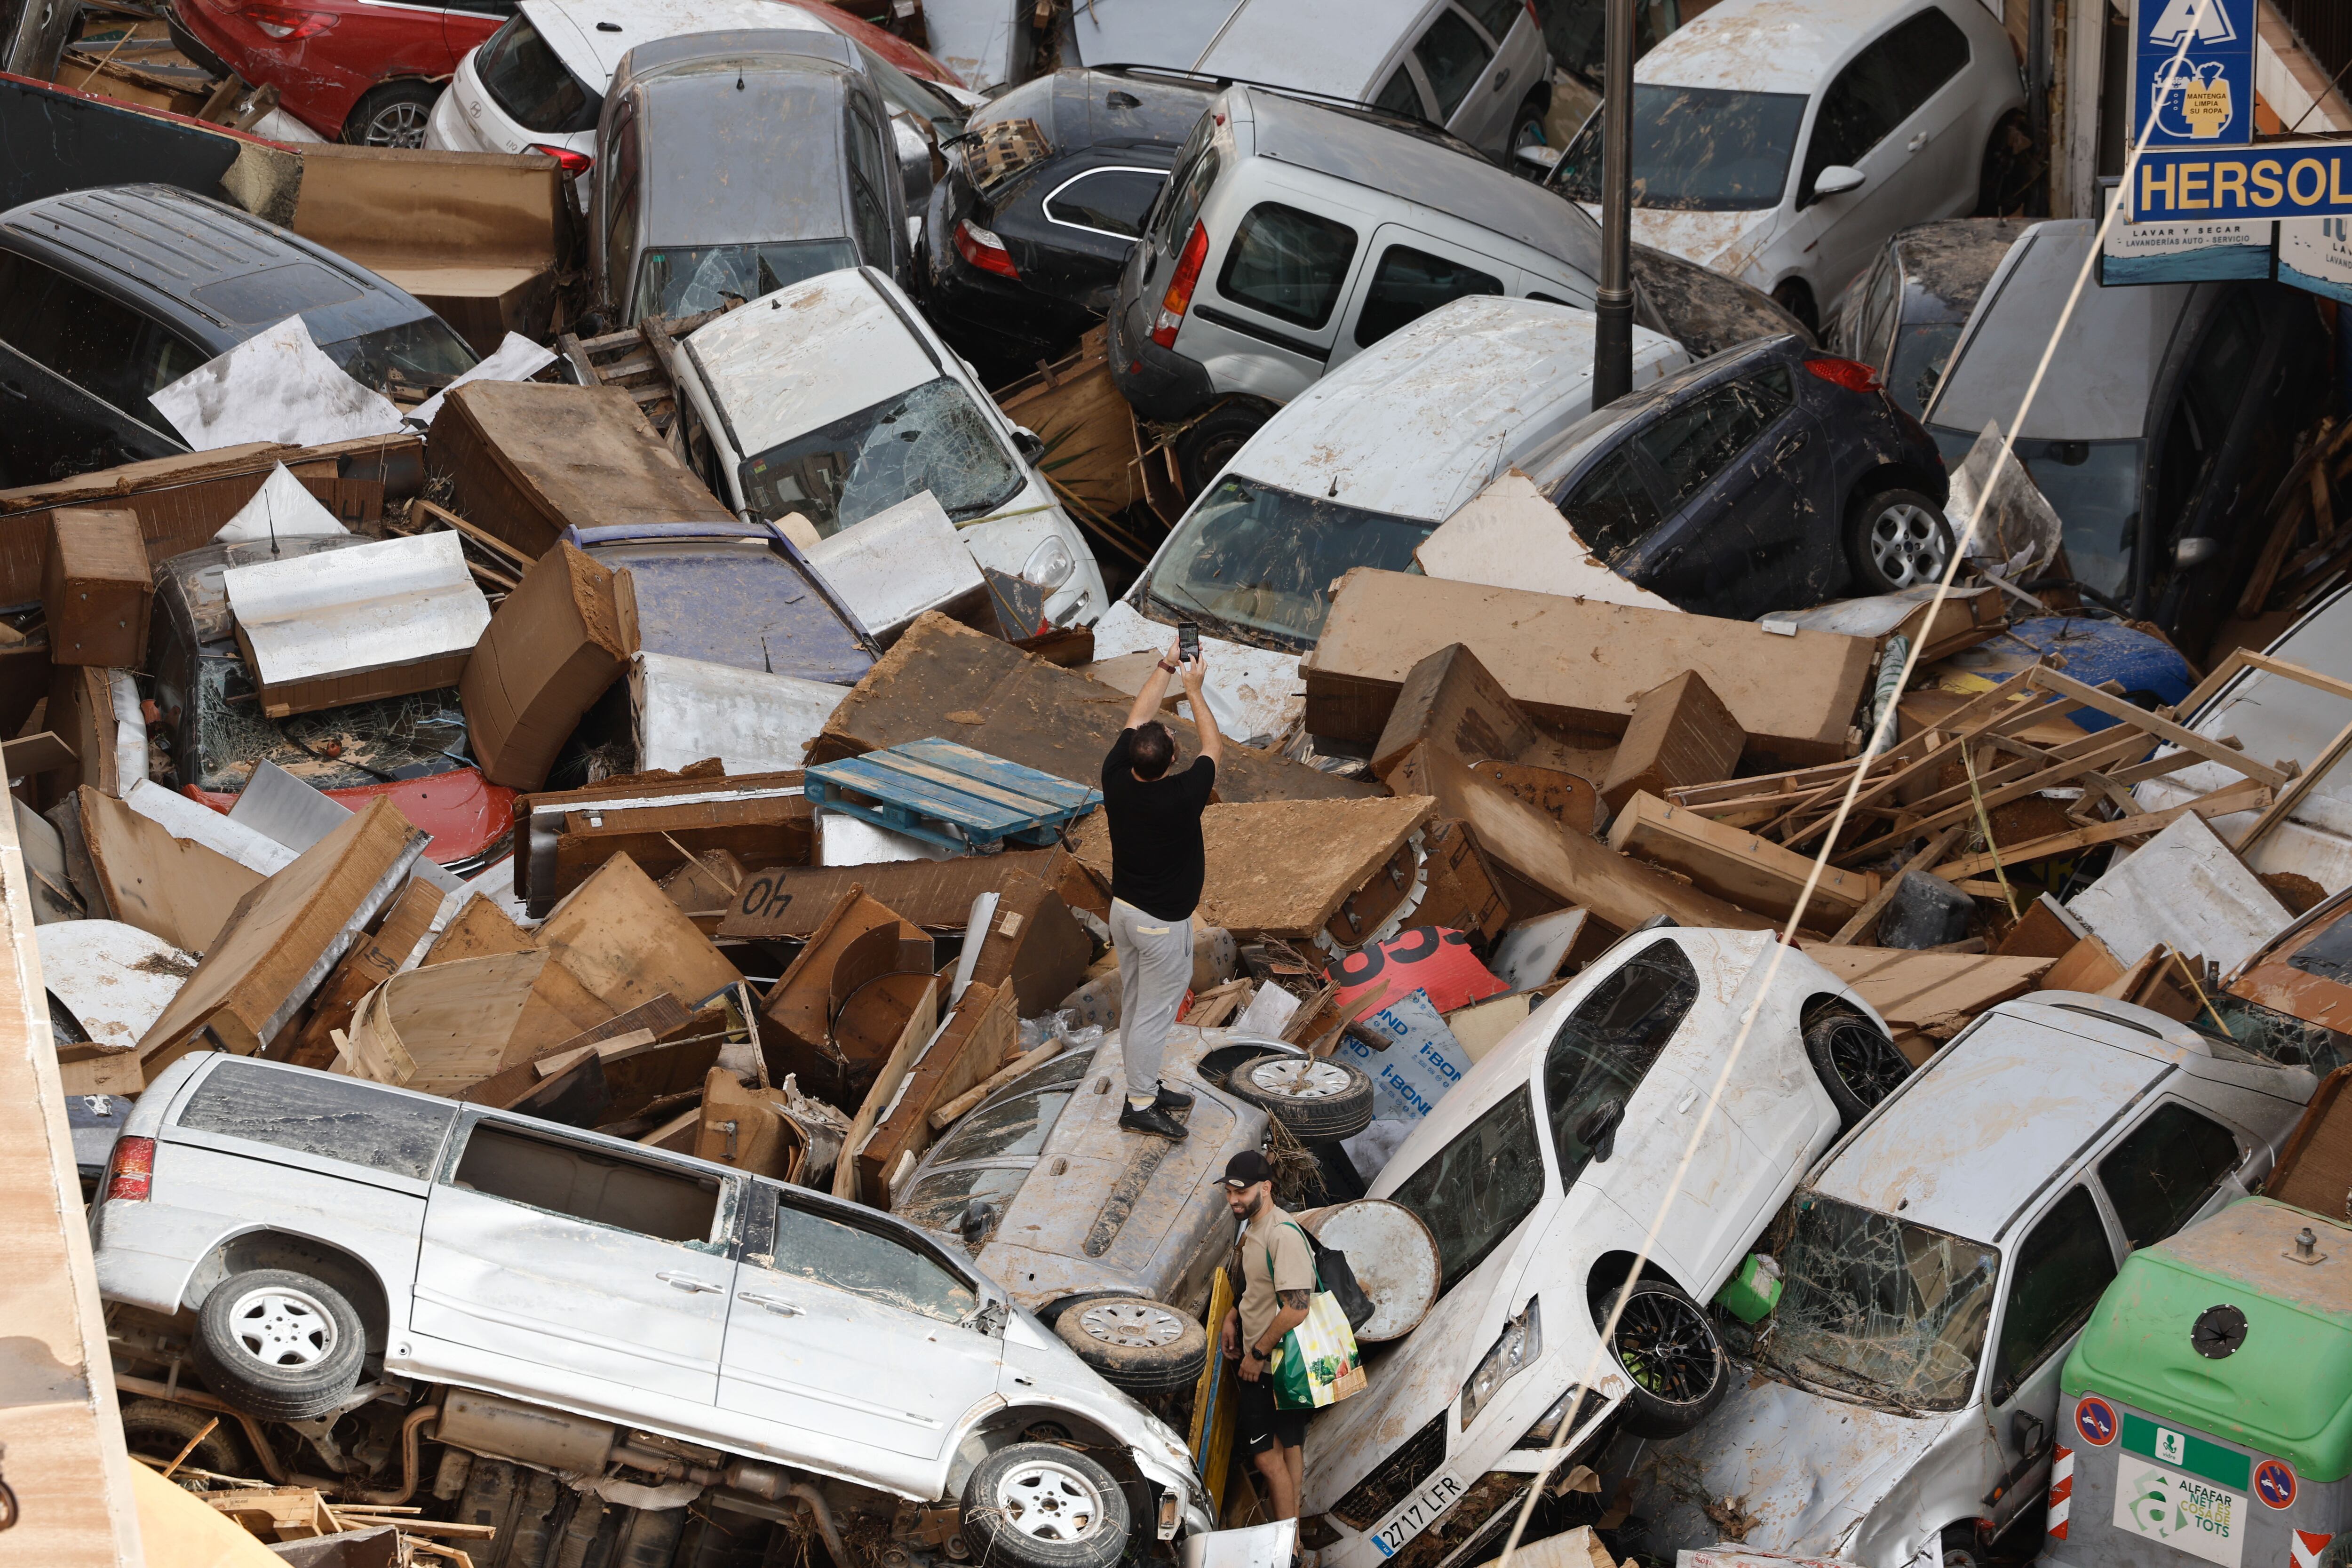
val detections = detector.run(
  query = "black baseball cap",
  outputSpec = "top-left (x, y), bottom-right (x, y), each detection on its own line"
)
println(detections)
top-left (1220, 1150), bottom-right (1274, 1189)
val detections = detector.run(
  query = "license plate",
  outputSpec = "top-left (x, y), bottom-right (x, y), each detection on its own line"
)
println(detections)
top-left (1367, 1470), bottom-right (1467, 1558)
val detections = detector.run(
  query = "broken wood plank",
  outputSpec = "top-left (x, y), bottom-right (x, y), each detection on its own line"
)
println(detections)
top-left (1606, 791), bottom-right (1877, 926)
top-left (2026, 668), bottom-right (2288, 788)
top-left (1930, 779), bottom-right (2270, 881)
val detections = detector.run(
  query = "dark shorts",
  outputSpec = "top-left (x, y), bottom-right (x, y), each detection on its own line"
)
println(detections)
top-left (1235, 1360), bottom-right (1309, 1455)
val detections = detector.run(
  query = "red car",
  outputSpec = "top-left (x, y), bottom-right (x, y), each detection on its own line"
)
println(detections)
top-left (165, 0), bottom-right (961, 146)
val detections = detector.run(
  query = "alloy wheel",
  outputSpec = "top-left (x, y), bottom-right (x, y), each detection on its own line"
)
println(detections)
top-left (1819, 1016), bottom-right (1909, 1110)
top-left (364, 102), bottom-right (431, 148)
top-left (1867, 501), bottom-right (1950, 588)
top-left (224, 1283), bottom-right (338, 1369)
top-left (1613, 1289), bottom-right (1720, 1406)
top-left (991, 1456), bottom-right (1106, 1544)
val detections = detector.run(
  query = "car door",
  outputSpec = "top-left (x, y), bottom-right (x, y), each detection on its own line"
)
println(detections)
top-left (1408, 5), bottom-right (1504, 149)
top-left (1788, 7), bottom-right (1976, 304)
top-left (412, 1114), bottom-right (736, 1407)
top-left (1329, 227), bottom-right (1508, 369)
top-left (0, 251), bottom-right (198, 483)
top-left (1178, 193), bottom-right (1363, 401)
top-left (1619, 361), bottom-right (1825, 617)
top-left (1448, 0), bottom-right (1542, 149)
top-left (719, 1180), bottom-right (1000, 1480)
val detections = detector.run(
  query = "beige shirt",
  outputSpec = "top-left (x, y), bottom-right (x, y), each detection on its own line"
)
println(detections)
top-left (1235, 1202), bottom-right (1316, 1353)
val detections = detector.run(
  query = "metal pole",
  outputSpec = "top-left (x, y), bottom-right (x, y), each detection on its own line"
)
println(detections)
top-left (1592, 0), bottom-right (1636, 407)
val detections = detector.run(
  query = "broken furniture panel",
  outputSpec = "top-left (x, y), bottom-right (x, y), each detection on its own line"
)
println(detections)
top-left (758, 885), bottom-right (934, 1107)
top-left (1600, 671), bottom-right (1745, 814)
top-left (1370, 642), bottom-right (1540, 783)
top-left (804, 738), bottom-right (1101, 856)
top-left (1760, 584), bottom-right (2008, 662)
top-left (1799, 942), bottom-right (2058, 1061)
top-left (424, 894), bottom-right (538, 966)
top-left (802, 491), bottom-right (986, 640)
top-left (41, 509), bottom-right (149, 669)
top-left (630, 651), bottom-right (849, 776)
top-left (535, 852), bottom-right (746, 1017)
top-left (224, 531), bottom-right (492, 717)
top-left (1303, 568), bottom-right (1875, 768)
top-left (854, 977), bottom-right (1018, 1202)
top-left (75, 784), bottom-right (267, 954)
top-left (286, 875), bottom-right (450, 1068)
top-left (808, 611), bottom-right (1372, 803)
top-left (454, 992), bottom-right (699, 1111)
top-left (40, 664), bottom-right (140, 807)
top-left (1606, 792), bottom-right (1879, 929)
top-left (515, 768), bottom-right (812, 918)
top-left (150, 316), bottom-right (406, 453)
top-left (959, 870), bottom-right (1092, 1015)
top-left (1414, 470), bottom-right (1682, 610)
top-left (38, 919), bottom-right (198, 1095)
top-left (694, 1066), bottom-right (817, 1182)
top-left (1411, 818), bottom-right (1512, 948)
top-left (2066, 812), bottom-right (2293, 977)
top-left (461, 541), bottom-right (640, 791)
top-left (1389, 749), bottom-right (1602, 839)
top-left (336, 947), bottom-right (616, 1095)
top-left (834, 977), bottom-right (943, 1205)
top-left (719, 848), bottom-right (1081, 940)
top-left (136, 797), bottom-right (429, 1073)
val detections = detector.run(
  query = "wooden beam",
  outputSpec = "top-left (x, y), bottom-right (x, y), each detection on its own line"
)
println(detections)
top-left (1836, 729), bottom-right (2149, 863)
top-left (2026, 668), bottom-right (2289, 788)
top-left (411, 498), bottom-right (536, 572)
top-left (1929, 780), bottom-right (2270, 880)
top-left (2237, 715), bottom-right (2352, 854)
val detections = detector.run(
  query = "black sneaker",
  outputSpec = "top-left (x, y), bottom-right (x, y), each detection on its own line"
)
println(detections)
top-left (1153, 1082), bottom-right (1196, 1111)
top-left (1118, 1102), bottom-right (1190, 1140)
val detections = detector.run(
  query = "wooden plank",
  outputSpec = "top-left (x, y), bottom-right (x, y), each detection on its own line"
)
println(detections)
top-left (897, 738), bottom-right (1102, 809)
top-left (834, 979), bottom-right (941, 1205)
top-left (1835, 728), bottom-right (2150, 863)
top-left (1797, 943), bottom-right (2056, 1030)
top-left (412, 497), bottom-right (536, 572)
top-left (1929, 779), bottom-right (2270, 881)
top-left (535, 852), bottom-right (743, 1014)
top-left (2026, 668), bottom-right (2289, 787)
top-left (931, 1039), bottom-right (1059, 1130)
top-left (1605, 791), bottom-right (1878, 926)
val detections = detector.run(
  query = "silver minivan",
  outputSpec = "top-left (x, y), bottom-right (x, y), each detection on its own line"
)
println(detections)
top-left (1107, 84), bottom-right (1607, 493)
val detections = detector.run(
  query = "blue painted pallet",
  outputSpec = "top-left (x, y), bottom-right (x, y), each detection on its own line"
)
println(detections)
top-left (804, 738), bottom-right (1101, 854)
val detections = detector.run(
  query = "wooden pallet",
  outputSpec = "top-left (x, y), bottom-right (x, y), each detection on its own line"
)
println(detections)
top-left (805, 739), bottom-right (1099, 853)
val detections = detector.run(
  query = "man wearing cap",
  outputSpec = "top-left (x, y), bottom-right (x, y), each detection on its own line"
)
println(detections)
top-left (1099, 637), bottom-right (1224, 1141)
top-left (1219, 1150), bottom-right (1315, 1523)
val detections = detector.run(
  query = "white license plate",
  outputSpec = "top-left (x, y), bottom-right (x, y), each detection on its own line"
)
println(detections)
top-left (1367, 1469), bottom-right (1467, 1559)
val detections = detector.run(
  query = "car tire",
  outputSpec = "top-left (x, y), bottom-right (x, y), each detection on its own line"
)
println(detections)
top-left (1846, 486), bottom-right (1954, 593)
top-left (1597, 1277), bottom-right (1727, 1440)
top-left (1173, 402), bottom-right (1268, 498)
top-left (1053, 1296), bottom-right (1210, 1396)
top-left (342, 80), bottom-right (440, 148)
top-left (960, 1441), bottom-right (1131, 1568)
top-left (192, 1268), bottom-right (366, 1421)
top-left (119, 1396), bottom-right (253, 1486)
top-left (1804, 1006), bottom-right (1912, 1128)
top-left (1227, 1054), bottom-right (1376, 1142)
top-left (1506, 92), bottom-right (1550, 174)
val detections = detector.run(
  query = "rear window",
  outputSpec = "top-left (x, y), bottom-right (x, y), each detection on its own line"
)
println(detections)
top-left (1216, 203), bottom-right (1358, 331)
top-left (1045, 168), bottom-right (1166, 239)
top-left (176, 1059), bottom-right (454, 1181)
top-left (476, 15), bottom-right (602, 136)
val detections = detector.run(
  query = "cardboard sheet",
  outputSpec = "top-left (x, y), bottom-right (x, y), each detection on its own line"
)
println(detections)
top-left (461, 541), bottom-right (637, 790)
top-left (225, 531), bottom-right (490, 716)
top-left (803, 490), bottom-right (984, 638)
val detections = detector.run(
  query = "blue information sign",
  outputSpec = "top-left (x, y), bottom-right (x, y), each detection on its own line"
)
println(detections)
top-left (2131, 0), bottom-right (2257, 151)
top-left (2133, 144), bottom-right (2352, 222)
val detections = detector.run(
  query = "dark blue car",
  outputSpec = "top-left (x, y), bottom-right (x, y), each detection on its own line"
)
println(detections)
top-left (1517, 333), bottom-right (1952, 619)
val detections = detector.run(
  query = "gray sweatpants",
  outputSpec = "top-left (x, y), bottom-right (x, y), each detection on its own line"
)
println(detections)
top-left (1109, 899), bottom-right (1194, 1104)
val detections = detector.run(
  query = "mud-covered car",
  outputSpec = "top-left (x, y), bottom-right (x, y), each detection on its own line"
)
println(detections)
top-left (95, 1055), bottom-right (1211, 1568)
top-left (1295, 928), bottom-right (1906, 1568)
top-left (1633, 992), bottom-right (2315, 1568)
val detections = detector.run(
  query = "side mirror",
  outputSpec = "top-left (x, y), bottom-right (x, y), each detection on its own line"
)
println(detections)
top-left (1812, 164), bottom-right (1866, 198)
top-left (2174, 535), bottom-right (2221, 568)
top-left (2011, 1410), bottom-right (2048, 1459)
top-left (960, 1198), bottom-right (997, 1250)
top-left (1012, 425), bottom-right (1047, 463)
top-left (1573, 1098), bottom-right (1626, 1163)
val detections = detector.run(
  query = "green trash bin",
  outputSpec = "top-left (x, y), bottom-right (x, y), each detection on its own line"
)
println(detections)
top-left (2044, 1197), bottom-right (2352, 1568)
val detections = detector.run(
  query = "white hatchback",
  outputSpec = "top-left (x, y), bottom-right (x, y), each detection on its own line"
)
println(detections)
top-left (1542, 0), bottom-right (2023, 335)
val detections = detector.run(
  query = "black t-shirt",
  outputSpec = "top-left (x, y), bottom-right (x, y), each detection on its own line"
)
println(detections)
top-left (1100, 728), bottom-right (1216, 921)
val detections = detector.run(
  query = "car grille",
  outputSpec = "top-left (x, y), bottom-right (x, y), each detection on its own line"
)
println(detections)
top-left (1330, 1413), bottom-right (1448, 1531)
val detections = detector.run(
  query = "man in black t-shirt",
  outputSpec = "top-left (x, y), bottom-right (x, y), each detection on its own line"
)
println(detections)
top-left (1098, 636), bottom-right (1223, 1139)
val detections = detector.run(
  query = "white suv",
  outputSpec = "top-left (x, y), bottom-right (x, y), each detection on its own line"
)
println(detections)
top-left (93, 1054), bottom-right (1208, 1567)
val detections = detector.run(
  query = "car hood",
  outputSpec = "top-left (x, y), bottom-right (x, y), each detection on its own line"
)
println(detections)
top-left (1638, 1369), bottom-right (1958, 1558)
top-left (1591, 205), bottom-right (1778, 285)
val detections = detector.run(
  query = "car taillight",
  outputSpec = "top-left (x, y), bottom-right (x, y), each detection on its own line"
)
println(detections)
top-left (527, 143), bottom-right (593, 176)
top-left (954, 219), bottom-right (1019, 279)
top-left (105, 1136), bottom-right (155, 1203)
top-left (1150, 221), bottom-right (1209, 350)
top-left (1804, 356), bottom-right (1884, 393)
top-left (1523, 0), bottom-right (1540, 24)
top-left (246, 5), bottom-right (332, 36)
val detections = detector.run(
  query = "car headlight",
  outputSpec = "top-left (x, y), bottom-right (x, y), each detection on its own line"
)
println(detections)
top-left (1022, 535), bottom-right (1075, 590)
top-left (1514, 1385), bottom-right (1606, 1450)
top-left (1460, 1298), bottom-right (1540, 1431)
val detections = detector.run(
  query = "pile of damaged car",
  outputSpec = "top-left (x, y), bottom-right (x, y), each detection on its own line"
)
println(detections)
top-left (13, 2), bottom-right (2352, 1567)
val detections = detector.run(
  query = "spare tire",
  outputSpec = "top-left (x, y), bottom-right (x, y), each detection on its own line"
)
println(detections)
top-left (192, 1268), bottom-right (366, 1422)
top-left (1054, 1296), bottom-right (1208, 1396)
top-left (1227, 1054), bottom-right (1375, 1142)
top-left (119, 1397), bottom-right (253, 1487)
top-left (961, 1441), bottom-right (1130, 1568)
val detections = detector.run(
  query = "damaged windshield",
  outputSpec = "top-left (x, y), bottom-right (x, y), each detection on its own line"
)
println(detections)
top-left (1140, 478), bottom-right (1435, 650)
top-left (318, 317), bottom-right (478, 396)
top-left (188, 656), bottom-right (472, 792)
top-left (1388, 1087), bottom-right (1547, 1297)
top-left (1761, 1194), bottom-right (2000, 1411)
top-left (1553, 85), bottom-right (1806, 211)
top-left (636, 240), bottom-right (860, 322)
top-left (738, 375), bottom-right (1026, 535)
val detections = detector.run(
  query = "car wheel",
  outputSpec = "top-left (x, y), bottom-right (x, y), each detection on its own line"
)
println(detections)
top-left (192, 1268), bottom-right (366, 1421)
top-left (118, 1396), bottom-right (254, 1487)
top-left (342, 80), bottom-right (440, 148)
top-left (1053, 1296), bottom-right (1210, 1395)
top-left (1847, 486), bottom-right (1954, 592)
top-left (961, 1441), bottom-right (1131, 1568)
top-left (1228, 1054), bottom-right (1376, 1142)
top-left (1804, 1007), bottom-right (1912, 1127)
top-left (1598, 1277), bottom-right (1726, 1439)
top-left (1173, 402), bottom-right (1268, 498)
top-left (1939, 1522), bottom-right (1985, 1566)
top-left (1771, 279), bottom-right (1819, 337)
top-left (1507, 93), bottom-right (1550, 175)
top-left (1976, 110), bottom-right (2035, 217)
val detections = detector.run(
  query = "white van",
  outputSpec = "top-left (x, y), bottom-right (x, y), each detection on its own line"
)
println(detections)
top-left (672, 267), bottom-right (1110, 628)
top-left (1091, 294), bottom-right (1685, 739)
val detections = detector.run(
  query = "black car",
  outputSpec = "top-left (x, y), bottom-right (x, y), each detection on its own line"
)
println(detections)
top-left (1833, 217), bottom-right (2032, 420)
top-left (1518, 333), bottom-right (1952, 618)
top-left (921, 66), bottom-right (1214, 371)
top-left (0, 183), bottom-right (477, 487)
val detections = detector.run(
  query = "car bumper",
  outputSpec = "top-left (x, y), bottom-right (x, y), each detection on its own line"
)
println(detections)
top-left (1105, 293), bottom-right (1215, 426)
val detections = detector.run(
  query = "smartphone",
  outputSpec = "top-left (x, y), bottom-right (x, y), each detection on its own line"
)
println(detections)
top-left (1178, 621), bottom-right (1200, 663)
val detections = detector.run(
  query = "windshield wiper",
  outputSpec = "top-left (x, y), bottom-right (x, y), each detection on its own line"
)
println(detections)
top-left (1784, 1349), bottom-right (1926, 1417)
top-left (1141, 585), bottom-right (1289, 652)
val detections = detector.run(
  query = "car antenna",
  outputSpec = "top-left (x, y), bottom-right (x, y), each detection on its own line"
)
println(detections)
top-left (736, 67), bottom-right (745, 90)
top-left (266, 488), bottom-right (281, 557)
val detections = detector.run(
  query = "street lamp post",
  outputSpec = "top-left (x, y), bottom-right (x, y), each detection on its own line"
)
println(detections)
top-left (1592, 0), bottom-right (1636, 407)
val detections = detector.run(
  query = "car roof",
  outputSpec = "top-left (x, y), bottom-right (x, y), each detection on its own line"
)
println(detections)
top-left (1888, 218), bottom-right (2034, 320)
top-left (1195, 0), bottom-right (1441, 95)
top-left (1062, 0), bottom-right (1266, 75)
top-left (1924, 218), bottom-right (2194, 442)
top-left (523, 0), bottom-right (831, 88)
top-left (1807, 995), bottom-right (2239, 1242)
top-left (1228, 86), bottom-right (1603, 273)
top-left (1634, 0), bottom-right (1915, 94)
top-left (621, 38), bottom-right (862, 248)
top-left (0, 184), bottom-right (431, 352)
top-left (1227, 297), bottom-right (1680, 521)
top-left (685, 268), bottom-right (943, 456)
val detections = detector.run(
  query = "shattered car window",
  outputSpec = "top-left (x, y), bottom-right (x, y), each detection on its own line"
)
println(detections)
top-left (1764, 1194), bottom-right (2000, 1411)
top-left (1140, 478), bottom-right (1434, 650)
top-left (897, 1166), bottom-right (1029, 1242)
top-left (636, 240), bottom-right (860, 322)
top-left (1543, 939), bottom-right (1698, 1186)
top-left (2205, 993), bottom-right (2350, 1075)
top-left (761, 1191), bottom-right (979, 1325)
top-left (1553, 85), bottom-right (1807, 212)
top-left (928, 1087), bottom-right (1077, 1165)
top-left (1931, 430), bottom-right (2141, 602)
top-left (190, 657), bottom-right (471, 792)
top-left (1388, 1087), bottom-right (1546, 1296)
top-left (739, 375), bottom-right (1026, 535)
top-left (178, 1059), bottom-right (453, 1180)
top-left (318, 317), bottom-right (478, 397)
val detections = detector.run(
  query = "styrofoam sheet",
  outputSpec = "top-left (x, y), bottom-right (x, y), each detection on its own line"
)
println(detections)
top-left (37, 920), bottom-right (196, 1053)
top-left (802, 490), bottom-right (983, 637)
top-left (151, 315), bottom-right (407, 452)
top-left (224, 531), bottom-right (490, 687)
top-left (2066, 811), bottom-right (2292, 975)
top-left (630, 650), bottom-right (849, 774)
top-left (214, 463), bottom-right (351, 545)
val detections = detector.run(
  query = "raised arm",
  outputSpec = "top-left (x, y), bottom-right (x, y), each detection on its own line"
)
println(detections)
top-left (1183, 651), bottom-right (1224, 771)
top-left (1125, 636), bottom-right (1183, 732)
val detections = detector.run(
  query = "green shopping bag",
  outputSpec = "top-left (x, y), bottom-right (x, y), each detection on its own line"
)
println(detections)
top-left (1265, 1225), bottom-right (1367, 1411)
